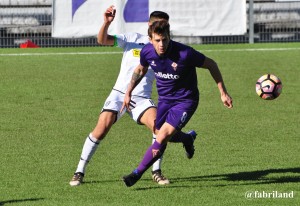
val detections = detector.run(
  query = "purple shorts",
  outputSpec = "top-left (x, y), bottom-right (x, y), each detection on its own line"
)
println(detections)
top-left (155, 99), bottom-right (199, 131)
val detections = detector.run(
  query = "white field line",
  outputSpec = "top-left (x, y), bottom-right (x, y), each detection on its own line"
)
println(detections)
top-left (201, 47), bottom-right (300, 52)
top-left (0, 47), bottom-right (299, 56)
top-left (0, 51), bottom-right (123, 56)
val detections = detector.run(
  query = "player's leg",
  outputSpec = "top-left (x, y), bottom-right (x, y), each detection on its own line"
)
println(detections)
top-left (139, 100), bottom-right (197, 159)
top-left (70, 111), bottom-right (116, 186)
top-left (122, 122), bottom-right (175, 187)
top-left (137, 122), bottom-right (176, 173)
top-left (123, 100), bottom-right (198, 187)
top-left (139, 107), bottom-right (170, 185)
top-left (76, 111), bottom-right (116, 172)
top-left (123, 100), bottom-right (172, 187)
top-left (170, 130), bottom-right (197, 159)
top-left (167, 100), bottom-right (198, 159)
top-left (70, 90), bottom-right (124, 186)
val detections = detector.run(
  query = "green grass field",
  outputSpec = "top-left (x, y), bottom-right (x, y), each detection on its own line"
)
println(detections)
top-left (0, 43), bottom-right (299, 206)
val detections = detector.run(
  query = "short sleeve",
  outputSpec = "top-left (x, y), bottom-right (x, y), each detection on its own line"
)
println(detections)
top-left (114, 33), bottom-right (127, 49)
top-left (187, 47), bottom-right (206, 68)
top-left (140, 45), bottom-right (150, 67)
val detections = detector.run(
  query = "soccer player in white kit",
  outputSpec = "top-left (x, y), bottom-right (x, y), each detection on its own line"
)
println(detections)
top-left (69, 6), bottom-right (197, 186)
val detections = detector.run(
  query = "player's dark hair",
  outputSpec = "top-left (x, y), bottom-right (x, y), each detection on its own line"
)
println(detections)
top-left (149, 11), bottom-right (169, 21)
top-left (148, 20), bottom-right (170, 39)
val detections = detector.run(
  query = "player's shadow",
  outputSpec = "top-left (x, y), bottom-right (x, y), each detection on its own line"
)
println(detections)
top-left (82, 167), bottom-right (300, 190)
top-left (134, 167), bottom-right (300, 190)
top-left (0, 198), bottom-right (44, 205)
top-left (172, 167), bottom-right (300, 186)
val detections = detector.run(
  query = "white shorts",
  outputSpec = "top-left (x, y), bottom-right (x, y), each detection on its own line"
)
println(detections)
top-left (101, 89), bottom-right (156, 124)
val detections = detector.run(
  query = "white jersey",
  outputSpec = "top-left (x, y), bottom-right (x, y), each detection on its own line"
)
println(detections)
top-left (113, 33), bottom-right (154, 98)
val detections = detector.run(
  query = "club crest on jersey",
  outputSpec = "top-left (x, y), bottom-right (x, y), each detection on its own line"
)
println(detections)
top-left (171, 62), bottom-right (178, 71)
top-left (132, 49), bottom-right (141, 57)
top-left (105, 101), bottom-right (111, 107)
top-left (151, 60), bottom-right (156, 66)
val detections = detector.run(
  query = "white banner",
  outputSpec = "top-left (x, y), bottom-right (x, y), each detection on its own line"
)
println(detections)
top-left (52, 0), bottom-right (246, 38)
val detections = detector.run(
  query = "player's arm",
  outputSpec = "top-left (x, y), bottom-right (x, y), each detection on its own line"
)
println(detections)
top-left (97, 5), bottom-right (116, 45)
top-left (121, 64), bottom-right (149, 112)
top-left (202, 57), bottom-right (233, 109)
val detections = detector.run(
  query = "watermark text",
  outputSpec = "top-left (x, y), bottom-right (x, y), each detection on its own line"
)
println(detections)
top-left (245, 191), bottom-right (295, 200)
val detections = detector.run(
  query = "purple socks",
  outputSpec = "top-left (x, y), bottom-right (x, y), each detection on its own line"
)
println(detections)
top-left (136, 141), bottom-right (167, 175)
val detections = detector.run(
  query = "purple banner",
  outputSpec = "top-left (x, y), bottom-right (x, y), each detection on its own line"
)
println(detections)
top-left (123, 0), bottom-right (149, 22)
top-left (72, 0), bottom-right (87, 19)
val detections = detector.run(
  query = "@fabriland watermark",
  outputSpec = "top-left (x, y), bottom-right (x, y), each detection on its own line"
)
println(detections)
top-left (245, 191), bottom-right (295, 200)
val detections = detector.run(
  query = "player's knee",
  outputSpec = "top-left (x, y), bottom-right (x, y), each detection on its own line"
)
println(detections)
top-left (91, 129), bottom-right (106, 140)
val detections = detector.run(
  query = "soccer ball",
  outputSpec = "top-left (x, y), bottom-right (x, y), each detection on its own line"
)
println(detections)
top-left (256, 74), bottom-right (282, 100)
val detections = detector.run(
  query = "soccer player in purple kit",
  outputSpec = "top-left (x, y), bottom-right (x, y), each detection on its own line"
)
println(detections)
top-left (69, 6), bottom-right (198, 187)
top-left (121, 20), bottom-right (233, 187)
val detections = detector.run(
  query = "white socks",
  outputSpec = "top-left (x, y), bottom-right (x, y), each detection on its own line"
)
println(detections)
top-left (75, 133), bottom-right (163, 174)
top-left (75, 134), bottom-right (100, 174)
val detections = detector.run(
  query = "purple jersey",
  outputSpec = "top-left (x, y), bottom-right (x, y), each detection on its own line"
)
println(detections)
top-left (140, 40), bottom-right (206, 101)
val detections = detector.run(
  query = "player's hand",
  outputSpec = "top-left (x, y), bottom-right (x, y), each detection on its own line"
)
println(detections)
top-left (104, 5), bottom-right (116, 23)
top-left (221, 93), bottom-right (233, 109)
top-left (121, 93), bottom-right (132, 113)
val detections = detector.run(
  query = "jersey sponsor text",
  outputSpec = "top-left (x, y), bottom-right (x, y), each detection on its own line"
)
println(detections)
top-left (155, 72), bottom-right (180, 79)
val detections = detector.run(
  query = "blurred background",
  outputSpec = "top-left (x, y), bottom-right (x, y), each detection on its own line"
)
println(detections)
top-left (0, 0), bottom-right (300, 48)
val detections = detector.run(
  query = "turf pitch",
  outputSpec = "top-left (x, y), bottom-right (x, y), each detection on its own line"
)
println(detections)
top-left (0, 43), bottom-right (299, 205)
